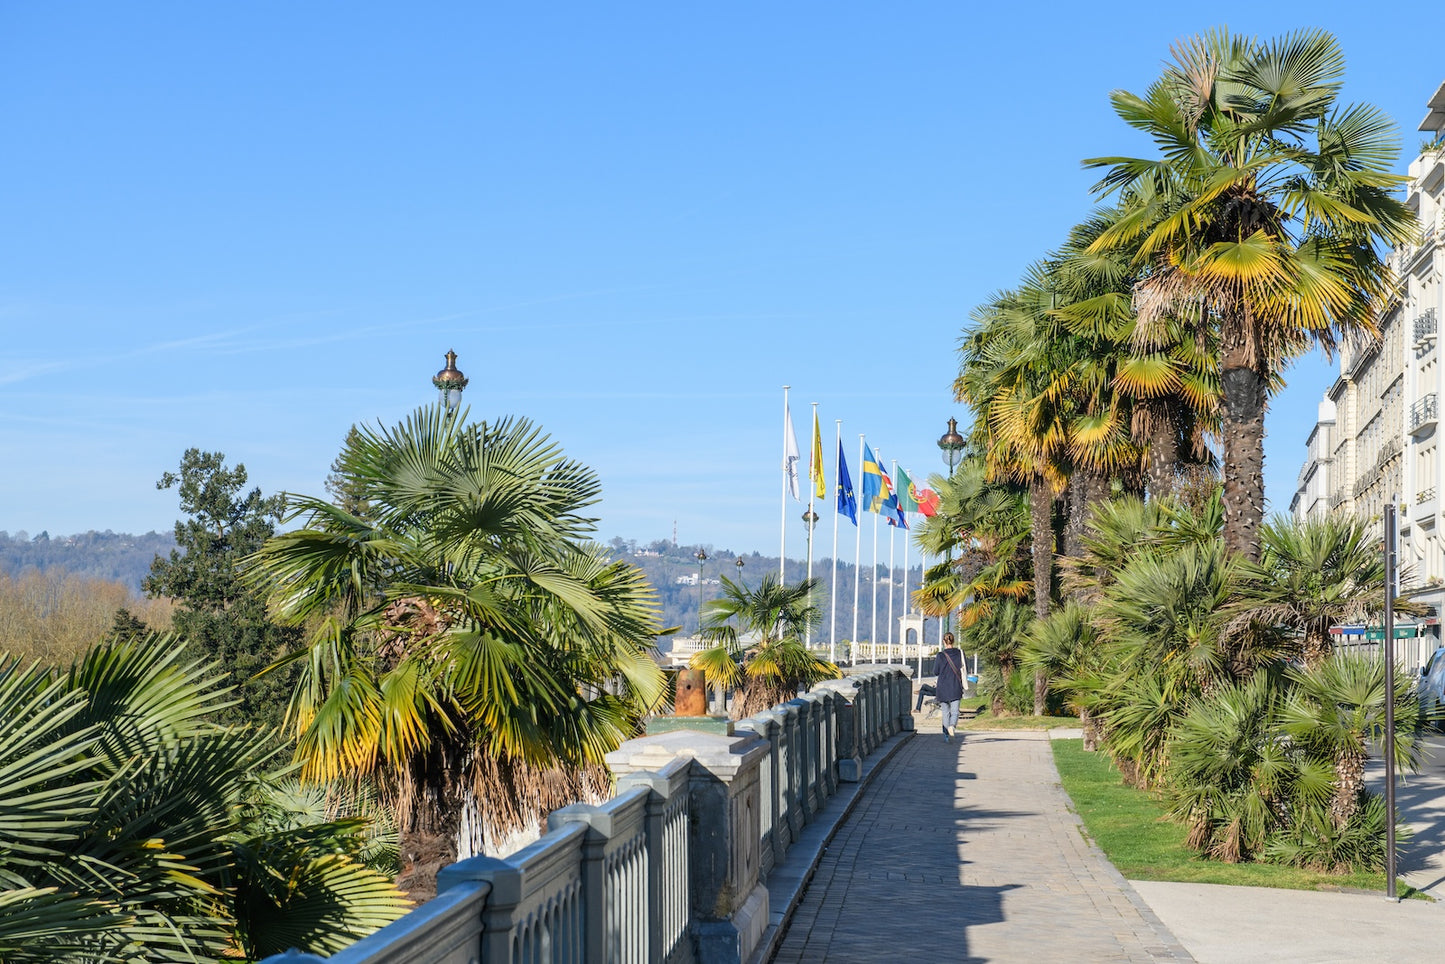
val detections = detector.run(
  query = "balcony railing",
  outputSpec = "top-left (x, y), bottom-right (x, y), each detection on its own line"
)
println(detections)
top-left (1419, 487), bottom-right (1437, 505)
top-left (1415, 308), bottom-right (1438, 346)
top-left (1377, 437), bottom-right (1404, 469)
top-left (1411, 393), bottom-right (1439, 434)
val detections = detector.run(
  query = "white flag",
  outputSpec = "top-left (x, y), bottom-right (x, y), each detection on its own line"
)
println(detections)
top-left (784, 401), bottom-right (801, 501)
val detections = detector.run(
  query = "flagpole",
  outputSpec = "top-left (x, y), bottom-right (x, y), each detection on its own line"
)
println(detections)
top-left (830, 419), bottom-right (842, 665)
top-left (852, 434), bottom-right (864, 662)
top-left (805, 402), bottom-right (819, 650)
top-left (888, 459), bottom-right (899, 664)
top-left (779, 386), bottom-right (790, 581)
top-left (870, 447), bottom-right (880, 657)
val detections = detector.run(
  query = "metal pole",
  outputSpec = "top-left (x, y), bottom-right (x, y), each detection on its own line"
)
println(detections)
top-left (780, 386), bottom-right (791, 581)
top-left (852, 435), bottom-right (864, 661)
top-left (1384, 503), bottom-right (1399, 902)
top-left (829, 420), bottom-right (842, 664)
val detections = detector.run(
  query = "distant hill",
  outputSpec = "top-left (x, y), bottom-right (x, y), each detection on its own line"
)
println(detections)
top-left (0, 529), bottom-right (935, 646)
top-left (607, 537), bottom-right (933, 647)
top-left (0, 529), bottom-right (175, 594)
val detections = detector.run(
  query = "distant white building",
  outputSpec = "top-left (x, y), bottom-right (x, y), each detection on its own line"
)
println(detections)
top-left (675, 573), bottom-right (699, 586)
top-left (1293, 80), bottom-right (1445, 666)
top-left (1290, 399), bottom-right (1336, 523)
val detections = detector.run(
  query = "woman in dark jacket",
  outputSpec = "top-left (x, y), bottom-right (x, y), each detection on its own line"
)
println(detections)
top-left (932, 633), bottom-right (964, 741)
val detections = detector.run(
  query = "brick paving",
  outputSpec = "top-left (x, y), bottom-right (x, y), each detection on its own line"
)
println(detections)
top-left (769, 728), bottom-right (1192, 963)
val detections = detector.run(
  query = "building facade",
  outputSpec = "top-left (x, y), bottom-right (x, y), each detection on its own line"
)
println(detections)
top-left (1295, 81), bottom-right (1445, 665)
top-left (1289, 399), bottom-right (1336, 522)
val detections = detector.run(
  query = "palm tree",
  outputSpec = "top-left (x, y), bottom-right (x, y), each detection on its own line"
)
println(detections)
top-left (1052, 209), bottom-right (1220, 502)
top-left (689, 573), bottom-right (836, 719)
top-left (245, 405), bottom-right (666, 899)
top-left (0, 634), bottom-right (407, 962)
top-left (1227, 515), bottom-right (1391, 668)
top-left (1086, 28), bottom-right (1414, 562)
top-left (912, 453), bottom-right (1031, 629)
top-left (1281, 655), bottom-right (1424, 832)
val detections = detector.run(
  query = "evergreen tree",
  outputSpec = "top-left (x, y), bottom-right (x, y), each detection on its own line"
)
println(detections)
top-left (143, 449), bottom-right (300, 729)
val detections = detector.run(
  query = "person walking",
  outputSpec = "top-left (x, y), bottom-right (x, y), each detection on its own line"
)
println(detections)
top-left (932, 632), bottom-right (964, 741)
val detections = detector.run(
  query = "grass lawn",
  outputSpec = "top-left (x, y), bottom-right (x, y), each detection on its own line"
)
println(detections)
top-left (955, 700), bottom-right (1078, 731)
top-left (1050, 738), bottom-right (1418, 896)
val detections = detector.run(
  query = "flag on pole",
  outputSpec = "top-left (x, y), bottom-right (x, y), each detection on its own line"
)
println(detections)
top-left (810, 410), bottom-right (825, 500)
top-left (784, 401), bottom-right (801, 501)
top-left (895, 465), bottom-right (920, 513)
top-left (836, 441), bottom-right (858, 524)
top-left (882, 468), bottom-right (907, 528)
top-left (916, 486), bottom-right (940, 517)
top-left (896, 463), bottom-right (939, 516)
top-left (861, 444), bottom-right (883, 511)
top-left (861, 444), bottom-right (894, 513)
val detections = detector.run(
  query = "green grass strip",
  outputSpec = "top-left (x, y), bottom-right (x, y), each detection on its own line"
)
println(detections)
top-left (1051, 738), bottom-right (1413, 895)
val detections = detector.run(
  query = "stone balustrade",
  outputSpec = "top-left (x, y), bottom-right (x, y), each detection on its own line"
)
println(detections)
top-left (259, 667), bottom-right (911, 964)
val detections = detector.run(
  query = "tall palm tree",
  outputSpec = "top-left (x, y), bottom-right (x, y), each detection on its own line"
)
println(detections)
top-left (689, 573), bottom-right (836, 719)
top-left (1086, 28), bottom-right (1414, 562)
top-left (245, 405), bottom-right (666, 899)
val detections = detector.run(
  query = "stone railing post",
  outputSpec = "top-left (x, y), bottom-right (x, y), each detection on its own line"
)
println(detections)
top-left (786, 696), bottom-right (818, 821)
top-left (816, 677), bottom-right (863, 782)
top-left (894, 671), bottom-right (915, 733)
top-left (816, 688), bottom-right (839, 796)
top-left (777, 702), bottom-right (803, 840)
top-left (734, 712), bottom-right (782, 875)
top-left (856, 673), bottom-right (878, 754)
top-left (607, 730), bottom-right (770, 964)
top-left (801, 692), bottom-right (826, 809)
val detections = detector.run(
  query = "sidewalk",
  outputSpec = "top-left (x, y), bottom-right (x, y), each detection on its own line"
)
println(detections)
top-left (767, 720), bottom-right (1445, 963)
top-left (770, 728), bottom-right (1190, 962)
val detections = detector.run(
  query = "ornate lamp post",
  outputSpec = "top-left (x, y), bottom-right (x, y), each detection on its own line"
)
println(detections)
top-left (734, 556), bottom-right (745, 584)
top-left (938, 417), bottom-right (965, 476)
top-left (433, 350), bottom-right (469, 412)
top-left (695, 548), bottom-right (708, 635)
top-left (937, 417), bottom-right (966, 634)
top-left (802, 508), bottom-right (819, 649)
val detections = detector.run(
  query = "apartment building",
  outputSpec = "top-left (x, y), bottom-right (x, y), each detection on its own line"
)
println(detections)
top-left (1297, 81), bottom-right (1445, 664)
top-left (1288, 399), bottom-right (1335, 522)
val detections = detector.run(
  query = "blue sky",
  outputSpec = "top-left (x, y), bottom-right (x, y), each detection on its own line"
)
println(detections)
top-left (1, 4), bottom-right (1438, 561)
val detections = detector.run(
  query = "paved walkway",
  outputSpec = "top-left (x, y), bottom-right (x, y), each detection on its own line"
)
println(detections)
top-left (770, 728), bottom-right (1191, 963)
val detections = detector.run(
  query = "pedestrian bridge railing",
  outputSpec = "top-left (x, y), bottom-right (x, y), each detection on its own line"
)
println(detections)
top-left (262, 667), bottom-right (912, 964)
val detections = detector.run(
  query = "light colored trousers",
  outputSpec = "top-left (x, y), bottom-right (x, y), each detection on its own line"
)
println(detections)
top-left (940, 700), bottom-right (960, 730)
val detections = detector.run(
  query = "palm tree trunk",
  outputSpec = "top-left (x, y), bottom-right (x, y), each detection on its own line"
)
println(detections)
top-left (1140, 396), bottom-right (1180, 501)
top-left (1220, 338), bottom-right (1267, 565)
top-left (1063, 469), bottom-right (1108, 560)
top-left (1080, 706), bottom-right (1100, 751)
top-left (396, 745), bottom-right (468, 902)
top-left (1331, 746), bottom-right (1367, 830)
top-left (1030, 476), bottom-right (1052, 715)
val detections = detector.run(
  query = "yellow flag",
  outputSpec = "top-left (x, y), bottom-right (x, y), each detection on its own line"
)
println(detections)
top-left (810, 410), bottom-right (826, 499)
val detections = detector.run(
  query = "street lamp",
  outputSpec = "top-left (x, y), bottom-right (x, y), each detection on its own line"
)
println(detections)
top-left (694, 549), bottom-right (708, 634)
top-left (735, 556), bottom-right (745, 583)
top-left (937, 417), bottom-right (966, 635)
top-left (801, 509), bottom-right (820, 648)
top-left (938, 416), bottom-right (965, 476)
top-left (433, 350), bottom-right (469, 412)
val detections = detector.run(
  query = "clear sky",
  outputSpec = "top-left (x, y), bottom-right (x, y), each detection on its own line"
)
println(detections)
top-left (2, 4), bottom-right (1438, 560)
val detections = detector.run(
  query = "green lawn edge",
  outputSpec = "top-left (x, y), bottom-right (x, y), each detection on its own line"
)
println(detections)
top-left (1050, 737), bottom-right (1419, 897)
